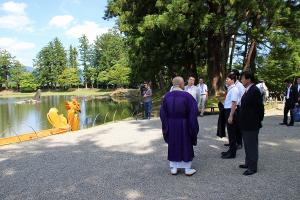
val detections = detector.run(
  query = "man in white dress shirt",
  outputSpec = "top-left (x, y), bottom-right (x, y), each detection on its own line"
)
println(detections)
top-left (256, 80), bottom-right (269, 103)
top-left (184, 76), bottom-right (199, 102)
top-left (231, 70), bottom-right (245, 149)
top-left (221, 73), bottom-right (239, 159)
top-left (197, 78), bottom-right (208, 116)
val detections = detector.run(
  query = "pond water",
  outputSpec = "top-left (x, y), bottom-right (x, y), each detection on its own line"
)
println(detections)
top-left (0, 96), bottom-right (141, 138)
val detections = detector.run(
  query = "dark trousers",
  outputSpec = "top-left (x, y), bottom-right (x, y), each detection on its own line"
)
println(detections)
top-left (224, 109), bottom-right (237, 154)
top-left (283, 100), bottom-right (294, 124)
top-left (242, 130), bottom-right (259, 171)
top-left (236, 106), bottom-right (242, 146)
top-left (144, 101), bottom-right (152, 119)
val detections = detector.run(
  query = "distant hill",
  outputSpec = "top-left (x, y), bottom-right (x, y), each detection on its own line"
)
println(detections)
top-left (25, 66), bottom-right (34, 72)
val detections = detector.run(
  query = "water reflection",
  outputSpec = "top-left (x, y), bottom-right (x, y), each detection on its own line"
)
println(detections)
top-left (0, 96), bottom-right (139, 138)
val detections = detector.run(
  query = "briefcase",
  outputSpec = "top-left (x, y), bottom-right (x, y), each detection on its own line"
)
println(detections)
top-left (293, 106), bottom-right (300, 122)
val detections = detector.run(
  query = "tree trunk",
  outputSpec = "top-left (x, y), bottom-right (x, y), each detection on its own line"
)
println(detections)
top-left (158, 71), bottom-right (165, 89)
top-left (188, 62), bottom-right (198, 81)
top-left (207, 34), bottom-right (226, 96)
top-left (244, 39), bottom-right (257, 72)
top-left (228, 35), bottom-right (236, 71)
top-left (243, 34), bottom-right (249, 67)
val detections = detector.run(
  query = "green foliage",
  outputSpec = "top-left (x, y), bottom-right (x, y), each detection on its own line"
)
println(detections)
top-left (79, 34), bottom-right (92, 86)
top-left (58, 68), bottom-right (81, 88)
top-left (95, 29), bottom-right (131, 87)
top-left (8, 60), bottom-right (26, 90)
top-left (107, 64), bottom-right (131, 87)
top-left (105, 0), bottom-right (300, 93)
top-left (34, 38), bottom-right (67, 88)
top-left (257, 37), bottom-right (300, 95)
top-left (68, 45), bottom-right (78, 68)
top-left (19, 72), bottom-right (38, 92)
top-left (0, 49), bottom-right (13, 88)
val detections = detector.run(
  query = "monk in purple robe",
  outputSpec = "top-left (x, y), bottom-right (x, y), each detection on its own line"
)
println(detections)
top-left (160, 76), bottom-right (199, 176)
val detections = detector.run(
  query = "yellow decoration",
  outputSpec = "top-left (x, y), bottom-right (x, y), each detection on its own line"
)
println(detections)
top-left (65, 99), bottom-right (81, 131)
top-left (47, 108), bottom-right (69, 129)
top-left (47, 99), bottom-right (81, 131)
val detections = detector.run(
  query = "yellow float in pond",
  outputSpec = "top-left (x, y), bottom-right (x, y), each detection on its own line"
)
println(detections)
top-left (47, 108), bottom-right (69, 130)
top-left (47, 99), bottom-right (81, 131)
top-left (65, 99), bottom-right (81, 131)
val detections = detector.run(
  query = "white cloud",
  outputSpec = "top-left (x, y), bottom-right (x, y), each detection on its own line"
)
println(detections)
top-left (0, 1), bottom-right (33, 31)
top-left (49, 15), bottom-right (74, 28)
top-left (66, 21), bottom-right (109, 42)
top-left (0, 37), bottom-right (36, 66)
top-left (1, 1), bottom-right (27, 14)
top-left (0, 37), bottom-right (35, 51)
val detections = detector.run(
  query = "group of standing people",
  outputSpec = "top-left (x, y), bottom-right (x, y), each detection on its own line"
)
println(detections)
top-left (219, 71), bottom-right (264, 175)
top-left (160, 71), bottom-right (265, 176)
top-left (171, 76), bottom-right (208, 116)
top-left (280, 77), bottom-right (300, 126)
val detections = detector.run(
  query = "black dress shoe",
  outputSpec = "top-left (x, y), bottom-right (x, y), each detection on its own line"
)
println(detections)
top-left (239, 164), bottom-right (248, 169)
top-left (287, 123), bottom-right (294, 126)
top-left (237, 144), bottom-right (242, 150)
top-left (224, 143), bottom-right (230, 146)
top-left (221, 153), bottom-right (236, 159)
top-left (221, 150), bottom-right (231, 156)
top-left (279, 122), bottom-right (287, 125)
top-left (243, 169), bottom-right (257, 176)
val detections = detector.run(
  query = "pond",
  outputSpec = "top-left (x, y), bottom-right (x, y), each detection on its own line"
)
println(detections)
top-left (0, 96), bottom-right (142, 138)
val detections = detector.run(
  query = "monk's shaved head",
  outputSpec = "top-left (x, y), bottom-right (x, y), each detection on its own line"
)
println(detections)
top-left (172, 76), bottom-right (184, 89)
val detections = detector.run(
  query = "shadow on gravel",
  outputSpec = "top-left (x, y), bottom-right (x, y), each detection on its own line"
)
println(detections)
top-left (0, 114), bottom-right (299, 200)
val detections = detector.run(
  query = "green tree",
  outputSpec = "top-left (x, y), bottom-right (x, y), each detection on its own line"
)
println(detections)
top-left (53, 38), bottom-right (67, 86)
top-left (34, 38), bottom-right (67, 89)
top-left (79, 34), bottom-right (92, 88)
top-left (9, 60), bottom-right (26, 91)
top-left (68, 45), bottom-right (79, 68)
top-left (58, 67), bottom-right (81, 89)
top-left (95, 30), bottom-right (131, 87)
top-left (105, 0), bottom-right (300, 94)
top-left (19, 72), bottom-right (38, 92)
top-left (107, 63), bottom-right (131, 87)
top-left (0, 49), bottom-right (13, 88)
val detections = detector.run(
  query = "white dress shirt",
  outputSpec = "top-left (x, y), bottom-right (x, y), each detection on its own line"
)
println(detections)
top-left (235, 80), bottom-right (245, 106)
top-left (224, 84), bottom-right (239, 109)
top-left (286, 85), bottom-right (292, 99)
top-left (184, 85), bottom-right (199, 101)
top-left (197, 83), bottom-right (208, 95)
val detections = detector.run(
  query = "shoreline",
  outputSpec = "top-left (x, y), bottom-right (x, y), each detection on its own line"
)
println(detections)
top-left (0, 88), bottom-right (112, 98)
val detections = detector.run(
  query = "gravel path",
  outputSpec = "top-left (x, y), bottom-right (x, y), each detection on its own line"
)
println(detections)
top-left (0, 106), bottom-right (299, 200)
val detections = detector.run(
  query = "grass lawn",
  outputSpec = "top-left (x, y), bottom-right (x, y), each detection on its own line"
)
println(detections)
top-left (0, 88), bottom-right (112, 98)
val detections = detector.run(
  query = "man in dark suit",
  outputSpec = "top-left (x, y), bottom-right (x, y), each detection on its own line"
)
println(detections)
top-left (295, 77), bottom-right (300, 105)
top-left (239, 71), bottom-right (264, 176)
top-left (280, 79), bottom-right (298, 126)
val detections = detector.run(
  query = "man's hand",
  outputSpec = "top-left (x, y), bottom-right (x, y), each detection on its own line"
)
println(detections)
top-left (228, 115), bottom-right (233, 124)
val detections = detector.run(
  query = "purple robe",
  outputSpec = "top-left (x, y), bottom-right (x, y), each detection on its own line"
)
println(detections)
top-left (160, 91), bottom-right (199, 162)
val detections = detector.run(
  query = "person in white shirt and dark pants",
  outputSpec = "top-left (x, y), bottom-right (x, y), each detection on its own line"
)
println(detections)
top-left (197, 78), bottom-right (208, 116)
top-left (280, 79), bottom-right (298, 126)
top-left (221, 73), bottom-right (239, 159)
top-left (231, 70), bottom-right (245, 150)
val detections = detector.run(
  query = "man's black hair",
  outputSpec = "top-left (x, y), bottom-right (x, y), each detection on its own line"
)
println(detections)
top-left (231, 69), bottom-right (240, 77)
top-left (227, 73), bottom-right (237, 82)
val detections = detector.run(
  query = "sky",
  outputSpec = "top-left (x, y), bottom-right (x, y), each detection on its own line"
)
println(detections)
top-left (0, 0), bottom-right (115, 66)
